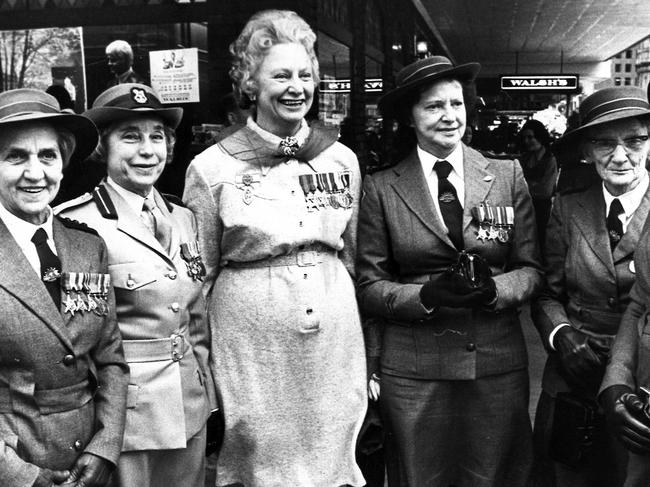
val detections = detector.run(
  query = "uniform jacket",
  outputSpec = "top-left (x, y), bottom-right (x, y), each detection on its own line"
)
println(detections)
top-left (57, 183), bottom-right (215, 451)
top-left (532, 179), bottom-right (650, 395)
top-left (356, 145), bottom-right (543, 380)
top-left (0, 215), bottom-right (128, 487)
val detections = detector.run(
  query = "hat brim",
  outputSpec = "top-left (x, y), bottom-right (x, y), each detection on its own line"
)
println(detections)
top-left (378, 62), bottom-right (481, 119)
top-left (84, 106), bottom-right (183, 130)
top-left (555, 106), bottom-right (650, 152)
top-left (0, 112), bottom-right (99, 163)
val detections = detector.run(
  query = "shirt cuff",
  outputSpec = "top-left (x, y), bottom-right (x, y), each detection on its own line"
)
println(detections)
top-left (549, 323), bottom-right (571, 350)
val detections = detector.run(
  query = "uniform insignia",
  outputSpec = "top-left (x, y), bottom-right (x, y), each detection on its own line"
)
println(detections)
top-left (180, 241), bottom-right (206, 281)
top-left (235, 172), bottom-right (261, 205)
top-left (131, 87), bottom-right (148, 104)
top-left (62, 272), bottom-right (110, 316)
top-left (472, 201), bottom-right (514, 243)
top-left (298, 171), bottom-right (353, 212)
top-left (439, 191), bottom-right (456, 204)
top-left (43, 267), bottom-right (61, 282)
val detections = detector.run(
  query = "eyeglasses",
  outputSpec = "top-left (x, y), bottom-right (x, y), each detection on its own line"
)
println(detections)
top-left (588, 135), bottom-right (649, 156)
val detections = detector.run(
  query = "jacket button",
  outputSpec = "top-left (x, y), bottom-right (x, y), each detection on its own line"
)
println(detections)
top-left (73, 440), bottom-right (83, 451)
top-left (607, 297), bottom-right (617, 308)
top-left (62, 354), bottom-right (75, 366)
top-left (170, 302), bottom-right (180, 312)
top-left (466, 342), bottom-right (476, 352)
top-left (167, 271), bottom-right (177, 280)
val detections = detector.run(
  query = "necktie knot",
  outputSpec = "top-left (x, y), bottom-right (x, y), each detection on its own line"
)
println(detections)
top-left (31, 227), bottom-right (48, 245)
top-left (142, 197), bottom-right (156, 213)
top-left (609, 198), bottom-right (624, 218)
top-left (434, 160), bottom-right (453, 179)
top-left (142, 196), bottom-right (172, 252)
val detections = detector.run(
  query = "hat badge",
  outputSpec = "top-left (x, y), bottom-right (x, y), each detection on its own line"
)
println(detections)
top-left (131, 88), bottom-right (148, 104)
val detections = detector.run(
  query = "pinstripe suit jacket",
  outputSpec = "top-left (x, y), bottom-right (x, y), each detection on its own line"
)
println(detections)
top-left (0, 215), bottom-right (128, 487)
top-left (357, 145), bottom-right (543, 380)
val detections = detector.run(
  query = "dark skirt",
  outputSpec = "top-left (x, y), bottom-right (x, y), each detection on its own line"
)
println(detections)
top-left (381, 369), bottom-right (532, 487)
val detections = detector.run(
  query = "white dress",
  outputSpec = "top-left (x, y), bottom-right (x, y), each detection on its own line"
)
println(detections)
top-left (183, 119), bottom-right (367, 487)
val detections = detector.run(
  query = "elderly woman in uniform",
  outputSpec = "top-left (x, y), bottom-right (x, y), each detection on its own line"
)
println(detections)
top-left (531, 86), bottom-right (650, 487)
top-left (356, 56), bottom-right (543, 487)
top-left (56, 83), bottom-right (215, 487)
top-left (183, 9), bottom-right (366, 487)
top-left (0, 89), bottom-right (128, 486)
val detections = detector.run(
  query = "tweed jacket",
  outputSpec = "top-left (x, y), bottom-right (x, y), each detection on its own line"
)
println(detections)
top-left (357, 145), bottom-right (543, 380)
top-left (56, 183), bottom-right (215, 451)
top-left (0, 215), bottom-right (128, 487)
top-left (533, 178), bottom-right (650, 395)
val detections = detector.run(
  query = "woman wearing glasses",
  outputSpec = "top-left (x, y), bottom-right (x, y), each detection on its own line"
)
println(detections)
top-left (531, 86), bottom-right (650, 487)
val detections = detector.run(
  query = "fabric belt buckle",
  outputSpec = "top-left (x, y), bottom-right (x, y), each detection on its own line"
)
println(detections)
top-left (297, 250), bottom-right (318, 267)
top-left (171, 333), bottom-right (185, 362)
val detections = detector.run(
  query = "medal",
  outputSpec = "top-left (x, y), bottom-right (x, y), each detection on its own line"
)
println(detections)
top-left (181, 241), bottom-right (206, 281)
top-left (476, 227), bottom-right (489, 242)
top-left (236, 172), bottom-right (261, 205)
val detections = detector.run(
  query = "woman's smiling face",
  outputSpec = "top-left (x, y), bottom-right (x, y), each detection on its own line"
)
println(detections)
top-left (252, 43), bottom-right (315, 137)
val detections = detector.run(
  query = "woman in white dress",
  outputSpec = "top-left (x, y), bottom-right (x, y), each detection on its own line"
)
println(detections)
top-left (183, 9), bottom-right (366, 487)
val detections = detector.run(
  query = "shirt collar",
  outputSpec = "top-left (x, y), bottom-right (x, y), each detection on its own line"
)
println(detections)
top-left (0, 201), bottom-right (54, 247)
top-left (246, 117), bottom-right (310, 148)
top-left (602, 171), bottom-right (649, 216)
top-left (417, 143), bottom-right (464, 180)
top-left (106, 177), bottom-right (154, 215)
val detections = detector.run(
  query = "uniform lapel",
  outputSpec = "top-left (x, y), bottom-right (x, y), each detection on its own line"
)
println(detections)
top-left (462, 146), bottom-right (494, 232)
top-left (391, 151), bottom-right (455, 249)
top-left (0, 217), bottom-right (73, 352)
top-left (573, 184), bottom-right (615, 273)
top-left (613, 176), bottom-right (650, 263)
top-left (104, 183), bottom-right (172, 263)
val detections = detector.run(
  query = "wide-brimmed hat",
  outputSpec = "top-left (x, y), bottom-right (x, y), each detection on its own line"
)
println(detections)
top-left (0, 88), bottom-right (98, 162)
top-left (556, 86), bottom-right (650, 150)
top-left (85, 83), bottom-right (183, 129)
top-left (378, 55), bottom-right (481, 119)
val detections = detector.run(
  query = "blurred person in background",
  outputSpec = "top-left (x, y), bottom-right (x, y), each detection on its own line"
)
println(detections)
top-left (105, 40), bottom-right (147, 88)
top-left (518, 119), bottom-right (558, 247)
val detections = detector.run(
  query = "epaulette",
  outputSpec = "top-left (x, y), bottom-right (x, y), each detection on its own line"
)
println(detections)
top-left (161, 193), bottom-right (183, 212)
top-left (53, 192), bottom-right (93, 215)
top-left (92, 184), bottom-right (118, 219)
top-left (56, 216), bottom-right (99, 236)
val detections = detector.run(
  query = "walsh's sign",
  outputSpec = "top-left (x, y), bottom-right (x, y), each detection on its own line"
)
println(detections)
top-left (500, 75), bottom-right (579, 93)
top-left (320, 78), bottom-right (383, 93)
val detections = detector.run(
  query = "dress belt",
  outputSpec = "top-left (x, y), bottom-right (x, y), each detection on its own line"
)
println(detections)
top-left (0, 379), bottom-right (93, 414)
top-left (222, 243), bottom-right (337, 269)
top-left (122, 333), bottom-right (189, 363)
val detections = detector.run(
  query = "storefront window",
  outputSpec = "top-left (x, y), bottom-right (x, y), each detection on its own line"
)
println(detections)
top-left (317, 32), bottom-right (351, 127)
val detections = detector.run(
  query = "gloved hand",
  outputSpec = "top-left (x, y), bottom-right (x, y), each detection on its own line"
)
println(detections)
top-left (367, 355), bottom-right (381, 402)
top-left (554, 327), bottom-right (609, 390)
top-left (205, 407), bottom-right (225, 457)
top-left (32, 468), bottom-right (69, 487)
top-left (602, 385), bottom-right (650, 455)
top-left (63, 453), bottom-right (113, 487)
top-left (420, 272), bottom-right (496, 309)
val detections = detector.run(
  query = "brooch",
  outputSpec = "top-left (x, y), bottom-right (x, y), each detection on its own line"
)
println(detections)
top-left (279, 136), bottom-right (300, 157)
top-left (181, 241), bottom-right (206, 281)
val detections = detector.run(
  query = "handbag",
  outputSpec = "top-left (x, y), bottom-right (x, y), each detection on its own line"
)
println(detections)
top-left (549, 391), bottom-right (604, 467)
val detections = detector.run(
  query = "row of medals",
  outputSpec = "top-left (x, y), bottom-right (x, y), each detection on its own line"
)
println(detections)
top-left (299, 172), bottom-right (353, 212)
top-left (60, 272), bottom-right (111, 316)
top-left (474, 203), bottom-right (515, 243)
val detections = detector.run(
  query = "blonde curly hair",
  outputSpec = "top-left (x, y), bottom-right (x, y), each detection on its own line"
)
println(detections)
top-left (229, 10), bottom-right (319, 107)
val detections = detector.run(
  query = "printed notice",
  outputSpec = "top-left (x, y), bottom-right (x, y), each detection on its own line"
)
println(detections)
top-left (149, 48), bottom-right (199, 103)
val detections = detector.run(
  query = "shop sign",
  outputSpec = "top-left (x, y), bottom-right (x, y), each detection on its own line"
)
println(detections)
top-left (500, 75), bottom-right (579, 92)
top-left (149, 48), bottom-right (199, 103)
top-left (320, 78), bottom-right (383, 93)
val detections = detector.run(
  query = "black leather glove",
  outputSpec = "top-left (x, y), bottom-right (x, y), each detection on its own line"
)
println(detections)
top-left (32, 468), bottom-right (69, 487)
top-left (554, 327), bottom-right (609, 391)
top-left (63, 453), bottom-right (113, 487)
top-left (449, 251), bottom-right (497, 306)
top-left (602, 385), bottom-right (650, 455)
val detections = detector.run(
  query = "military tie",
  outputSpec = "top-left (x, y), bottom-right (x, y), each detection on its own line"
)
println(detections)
top-left (31, 228), bottom-right (62, 309)
top-left (142, 197), bottom-right (172, 252)
top-left (607, 198), bottom-right (624, 250)
top-left (434, 160), bottom-right (464, 249)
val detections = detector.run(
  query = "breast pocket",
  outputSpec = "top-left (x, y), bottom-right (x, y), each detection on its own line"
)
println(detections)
top-left (110, 262), bottom-right (158, 310)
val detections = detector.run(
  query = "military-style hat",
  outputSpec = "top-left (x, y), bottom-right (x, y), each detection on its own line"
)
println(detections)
top-left (0, 88), bottom-right (98, 162)
top-left (378, 55), bottom-right (481, 119)
top-left (556, 86), bottom-right (650, 150)
top-left (84, 83), bottom-right (183, 129)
